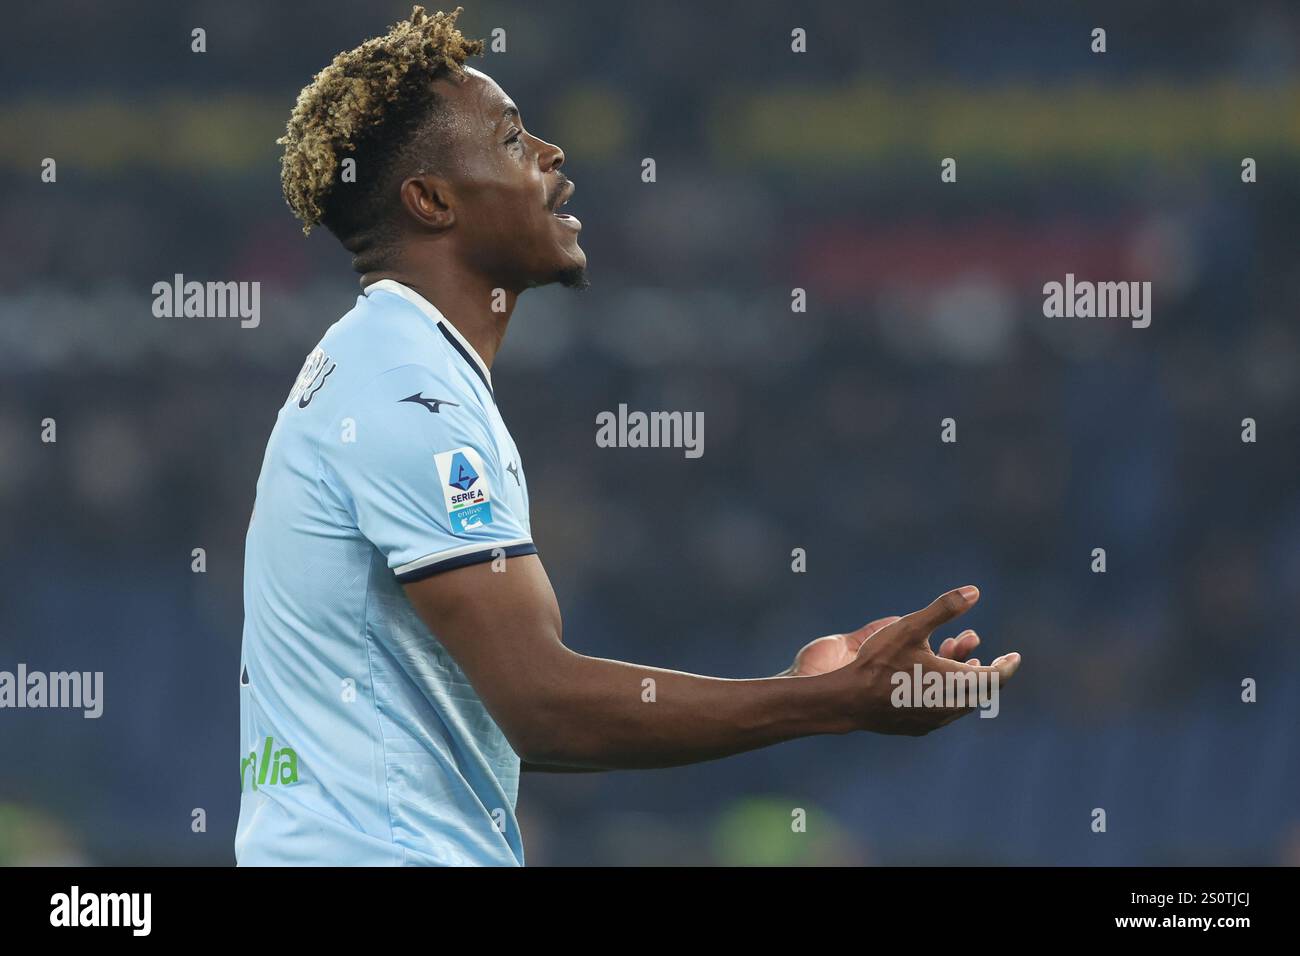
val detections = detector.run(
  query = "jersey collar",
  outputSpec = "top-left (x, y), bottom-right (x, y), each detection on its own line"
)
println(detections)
top-left (362, 278), bottom-right (493, 393)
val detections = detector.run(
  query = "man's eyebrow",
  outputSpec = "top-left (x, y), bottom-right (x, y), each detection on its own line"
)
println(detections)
top-left (497, 105), bottom-right (519, 127)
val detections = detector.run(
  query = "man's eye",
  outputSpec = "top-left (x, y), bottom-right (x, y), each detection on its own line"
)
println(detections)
top-left (505, 131), bottom-right (521, 146)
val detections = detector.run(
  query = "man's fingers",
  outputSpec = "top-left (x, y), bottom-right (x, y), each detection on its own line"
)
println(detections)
top-left (894, 586), bottom-right (980, 643)
top-left (891, 649), bottom-right (1022, 733)
top-left (931, 651), bottom-right (1022, 681)
top-left (992, 653), bottom-right (1021, 680)
top-left (938, 629), bottom-right (980, 660)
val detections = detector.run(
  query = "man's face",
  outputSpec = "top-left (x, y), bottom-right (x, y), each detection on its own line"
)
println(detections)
top-left (434, 67), bottom-right (586, 289)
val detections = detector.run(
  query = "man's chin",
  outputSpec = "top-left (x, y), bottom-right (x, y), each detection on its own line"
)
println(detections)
top-left (557, 265), bottom-right (590, 290)
top-left (523, 255), bottom-right (589, 291)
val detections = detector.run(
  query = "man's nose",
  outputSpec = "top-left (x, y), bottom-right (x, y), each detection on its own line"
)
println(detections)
top-left (538, 138), bottom-right (564, 172)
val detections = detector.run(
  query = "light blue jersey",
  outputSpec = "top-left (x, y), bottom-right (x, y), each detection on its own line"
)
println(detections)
top-left (236, 279), bottom-right (534, 866)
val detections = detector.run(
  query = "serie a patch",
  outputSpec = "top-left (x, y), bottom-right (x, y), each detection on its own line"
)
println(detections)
top-left (434, 447), bottom-right (495, 533)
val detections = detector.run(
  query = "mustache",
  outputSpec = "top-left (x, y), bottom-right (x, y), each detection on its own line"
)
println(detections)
top-left (547, 175), bottom-right (571, 210)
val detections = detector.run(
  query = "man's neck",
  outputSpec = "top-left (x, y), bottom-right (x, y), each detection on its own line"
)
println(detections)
top-left (362, 267), bottom-right (518, 369)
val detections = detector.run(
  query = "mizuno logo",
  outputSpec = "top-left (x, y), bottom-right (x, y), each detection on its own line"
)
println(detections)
top-left (506, 461), bottom-right (521, 485)
top-left (400, 393), bottom-right (460, 414)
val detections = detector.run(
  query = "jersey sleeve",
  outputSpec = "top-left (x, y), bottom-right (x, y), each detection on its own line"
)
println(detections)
top-left (318, 364), bottom-right (536, 582)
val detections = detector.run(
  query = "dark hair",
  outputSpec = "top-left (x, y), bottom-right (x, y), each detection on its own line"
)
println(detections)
top-left (278, 5), bottom-right (483, 268)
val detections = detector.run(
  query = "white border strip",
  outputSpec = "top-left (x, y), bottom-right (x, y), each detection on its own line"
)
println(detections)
top-left (394, 536), bottom-right (533, 577)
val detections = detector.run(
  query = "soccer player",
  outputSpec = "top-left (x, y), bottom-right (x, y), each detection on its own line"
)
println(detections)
top-left (237, 6), bottom-right (1022, 866)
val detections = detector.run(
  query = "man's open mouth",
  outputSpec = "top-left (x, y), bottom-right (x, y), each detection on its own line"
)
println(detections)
top-left (549, 180), bottom-right (581, 230)
top-left (550, 180), bottom-right (576, 219)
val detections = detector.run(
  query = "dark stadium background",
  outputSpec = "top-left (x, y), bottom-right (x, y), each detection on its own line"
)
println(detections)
top-left (0, 1), bottom-right (1297, 865)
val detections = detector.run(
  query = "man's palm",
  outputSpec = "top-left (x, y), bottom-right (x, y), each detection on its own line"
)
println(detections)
top-left (786, 615), bottom-right (981, 677)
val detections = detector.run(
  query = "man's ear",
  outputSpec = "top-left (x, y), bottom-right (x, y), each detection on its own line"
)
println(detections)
top-left (399, 174), bottom-right (456, 231)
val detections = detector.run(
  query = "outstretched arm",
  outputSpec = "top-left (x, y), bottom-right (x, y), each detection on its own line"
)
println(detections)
top-left (521, 616), bottom-right (988, 773)
top-left (404, 555), bottom-right (1020, 771)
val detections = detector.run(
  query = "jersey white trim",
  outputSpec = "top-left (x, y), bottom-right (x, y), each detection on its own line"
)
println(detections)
top-left (393, 536), bottom-right (534, 577)
top-left (362, 279), bottom-right (493, 389)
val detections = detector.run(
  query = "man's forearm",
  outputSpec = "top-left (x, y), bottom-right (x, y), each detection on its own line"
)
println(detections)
top-left (506, 651), bottom-right (854, 770)
top-left (409, 567), bottom-right (1013, 770)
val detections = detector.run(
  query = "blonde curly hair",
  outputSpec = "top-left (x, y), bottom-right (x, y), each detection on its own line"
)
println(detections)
top-left (278, 5), bottom-right (484, 237)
